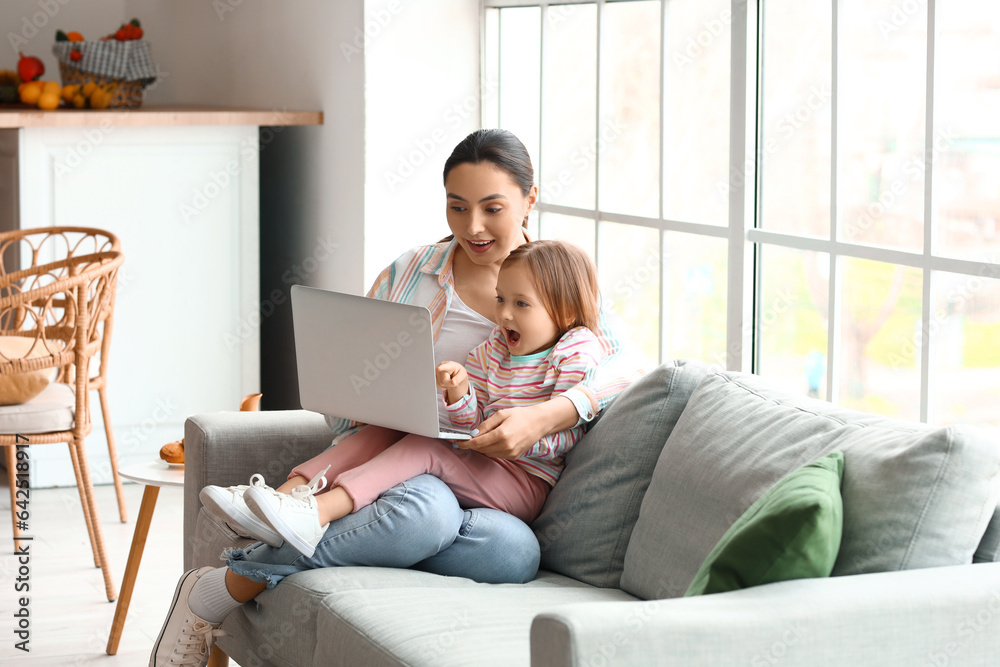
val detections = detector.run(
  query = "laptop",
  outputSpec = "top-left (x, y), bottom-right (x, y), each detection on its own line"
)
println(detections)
top-left (290, 284), bottom-right (472, 440)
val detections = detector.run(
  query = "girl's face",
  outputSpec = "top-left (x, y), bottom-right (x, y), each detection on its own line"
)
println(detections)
top-left (445, 162), bottom-right (537, 269)
top-left (495, 262), bottom-right (561, 355)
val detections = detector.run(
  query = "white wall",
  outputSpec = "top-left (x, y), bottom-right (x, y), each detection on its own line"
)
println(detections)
top-left (2, 0), bottom-right (126, 79)
top-left (363, 0), bottom-right (481, 287)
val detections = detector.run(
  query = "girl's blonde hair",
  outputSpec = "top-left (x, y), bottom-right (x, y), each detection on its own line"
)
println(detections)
top-left (501, 240), bottom-right (600, 334)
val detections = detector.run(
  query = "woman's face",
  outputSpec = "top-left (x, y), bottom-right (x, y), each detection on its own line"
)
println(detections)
top-left (445, 162), bottom-right (537, 269)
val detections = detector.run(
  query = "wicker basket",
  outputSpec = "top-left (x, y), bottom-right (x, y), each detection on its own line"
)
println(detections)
top-left (58, 61), bottom-right (143, 108)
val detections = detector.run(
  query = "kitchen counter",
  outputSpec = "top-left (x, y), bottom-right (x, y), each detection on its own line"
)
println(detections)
top-left (0, 104), bottom-right (322, 127)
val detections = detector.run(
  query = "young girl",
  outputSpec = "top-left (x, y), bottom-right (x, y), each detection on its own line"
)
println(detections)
top-left (201, 240), bottom-right (603, 557)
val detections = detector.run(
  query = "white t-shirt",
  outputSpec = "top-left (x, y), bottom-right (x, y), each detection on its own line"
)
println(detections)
top-left (434, 291), bottom-right (496, 427)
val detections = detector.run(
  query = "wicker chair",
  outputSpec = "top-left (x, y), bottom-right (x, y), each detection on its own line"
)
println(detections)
top-left (0, 233), bottom-right (124, 601)
top-left (0, 227), bottom-right (129, 524)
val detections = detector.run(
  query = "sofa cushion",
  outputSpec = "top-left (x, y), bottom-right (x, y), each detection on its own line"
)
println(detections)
top-left (531, 360), bottom-right (712, 588)
top-left (684, 450), bottom-right (844, 596)
top-left (622, 371), bottom-right (1000, 600)
top-left (218, 567), bottom-right (636, 667)
top-left (975, 504), bottom-right (1000, 563)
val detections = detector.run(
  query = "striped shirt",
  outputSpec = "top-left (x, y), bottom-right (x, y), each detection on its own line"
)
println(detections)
top-left (446, 326), bottom-right (603, 485)
top-left (324, 238), bottom-right (650, 444)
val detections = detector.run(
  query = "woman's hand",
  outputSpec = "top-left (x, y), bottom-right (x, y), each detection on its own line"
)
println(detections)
top-left (436, 361), bottom-right (469, 405)
top-left (461, 396), bottom-right (577, 459)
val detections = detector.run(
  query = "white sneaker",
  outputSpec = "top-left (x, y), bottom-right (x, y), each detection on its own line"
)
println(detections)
top-left (199, 474), bottom-right (283, 547)
top-left (149, 567), bottom-right (227, 667)
top-left (245, 466), bottom-right (331, 558)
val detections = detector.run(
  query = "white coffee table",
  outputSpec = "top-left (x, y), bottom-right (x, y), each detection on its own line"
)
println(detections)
top-left (106, 460), bottom-right (185, 655)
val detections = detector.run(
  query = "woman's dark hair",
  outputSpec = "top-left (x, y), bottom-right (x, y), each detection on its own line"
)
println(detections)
top-left (443, 129), bottom-right (534, 196)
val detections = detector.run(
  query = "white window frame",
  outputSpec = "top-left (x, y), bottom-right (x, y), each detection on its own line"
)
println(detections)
top-left (482, 0), bottom-right (1000, 424)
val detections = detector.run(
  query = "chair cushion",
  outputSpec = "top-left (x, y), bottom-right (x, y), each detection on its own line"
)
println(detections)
top-left (0, 336), bottom-right (57, 405)
top-left (684, 450), bottom-right (845, 596)
top-left (0, 382), bottom-right (74, 433)
top-left (622, 371), bottom-right (1000, 600)
top-left (531, 359), bottom-right (712, 588)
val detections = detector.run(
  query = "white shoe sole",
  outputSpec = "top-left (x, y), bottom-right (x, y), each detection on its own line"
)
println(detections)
top-left (245, 488), bottom-right (321, 558)
top-left (199, 486), bottom-right (283, 548)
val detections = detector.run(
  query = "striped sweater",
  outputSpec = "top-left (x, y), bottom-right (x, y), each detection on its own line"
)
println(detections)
top-left (446, 326), bottom-right (603, 485)
top-left (324, 238), bottom-right (649, 444)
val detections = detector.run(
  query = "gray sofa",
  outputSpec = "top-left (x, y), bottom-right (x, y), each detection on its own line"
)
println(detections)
top-left (184, 361), bottom-right (1000, 666)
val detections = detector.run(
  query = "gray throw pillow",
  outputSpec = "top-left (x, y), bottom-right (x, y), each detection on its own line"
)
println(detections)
top-left (532, 359), bottom-right (712, 588)
top-left (621, 371), bottom-right (1000, 600)
top-left (975, 504), bottom-right (1000, 563)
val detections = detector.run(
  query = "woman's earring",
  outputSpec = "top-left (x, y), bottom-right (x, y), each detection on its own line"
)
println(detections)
top-left (523, 214), bottom-right (529, 225)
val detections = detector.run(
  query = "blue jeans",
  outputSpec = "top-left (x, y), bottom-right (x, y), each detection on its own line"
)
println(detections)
top-left (225, 474), bottom-right (540, 587)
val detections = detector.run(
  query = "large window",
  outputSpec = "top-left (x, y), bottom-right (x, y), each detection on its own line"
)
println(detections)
top-left (483, 0), bottom-right (1000, 428)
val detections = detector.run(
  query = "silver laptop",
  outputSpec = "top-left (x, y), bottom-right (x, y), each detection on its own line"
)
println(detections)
top-left (290, 284), bottom-right (472, 440)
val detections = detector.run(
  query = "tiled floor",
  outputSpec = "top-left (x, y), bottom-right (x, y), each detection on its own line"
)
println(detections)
top-left (0, 461), bottom-right (214, 665)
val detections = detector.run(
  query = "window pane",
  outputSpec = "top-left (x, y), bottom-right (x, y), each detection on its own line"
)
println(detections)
top-left (662, 232), bottom-right (727, 364)
top-left (662, 0), bottom-right (731, 226)
top-left (931, 271), bottom-right (1000, 427)
top-left (599, 222), bottom-right (659, 361)
top-left (483, 8), bottom-right (500, 128)
top-left (539, 212), bottom-right (595, 260)
top-left (598, 0), bottom-right (660, 218)
top-left (838, 0), bottom-right (926, 251)
top-left (541, 3), bottom-right (597, 209)
top-left (839, 258), bottom-right (923, 420)
top-left (934, 2), bottom-right (1000, 263)
top-left (499, 7), bottom-right (541, 168)
top-left (758, 246), bottom-right (830, 400)
top-left (759, 0), bottom-right (832, 238)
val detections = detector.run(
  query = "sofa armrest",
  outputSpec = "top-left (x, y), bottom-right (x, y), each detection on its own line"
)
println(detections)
top-left (183, 410), bottom-right (333, 569)
top-left (531, 562), bottom-right (1000, 666)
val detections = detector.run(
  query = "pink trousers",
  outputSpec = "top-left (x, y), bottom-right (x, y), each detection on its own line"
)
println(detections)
top-left (288, 425), bottom-right (551, 524)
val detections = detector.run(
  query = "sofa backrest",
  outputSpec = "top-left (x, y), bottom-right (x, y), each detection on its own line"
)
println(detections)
top-left (532, 359), bottom-right (712, 588)
top-left (620, 370), bottom-right (1000, 600)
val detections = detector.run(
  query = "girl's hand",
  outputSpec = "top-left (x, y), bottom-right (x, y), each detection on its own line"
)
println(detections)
top-left (460, 396), bottom-right (576, 459)
top-left (436, 361), bottom-right (469, 405)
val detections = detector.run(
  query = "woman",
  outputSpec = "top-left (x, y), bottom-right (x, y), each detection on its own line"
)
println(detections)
top-left (150, 129), bottom-right (644, 667)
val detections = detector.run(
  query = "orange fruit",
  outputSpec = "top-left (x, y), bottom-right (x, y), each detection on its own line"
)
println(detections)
top-left (20, 83), bottom-right (41, 104)
top-left (89, 88), bottom-right (110, 109)
top-left (66, 31), bottom-right (84, 42)
top-left (37, 92), bottom-right (59, 110)
top-left (72, 93), bottom-right (86, 108)
top-left (81, 81), bottom-right (97, 98)
top-left (61, 84), bottom-right (79, 103)
top-left (42, 80), bottom-right (60, 96)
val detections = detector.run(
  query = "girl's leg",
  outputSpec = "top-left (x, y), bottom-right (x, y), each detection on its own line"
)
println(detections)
top-left (280, 425), bottom-right (407, 493)
top-left (333, 435), bottom-right (551, 524)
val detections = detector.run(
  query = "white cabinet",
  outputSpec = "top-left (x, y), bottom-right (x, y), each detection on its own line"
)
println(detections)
top-left (10, 123), bottom-right (261, 487)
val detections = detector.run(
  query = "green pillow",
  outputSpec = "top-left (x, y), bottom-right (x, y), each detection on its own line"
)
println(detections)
top-left (684, 450), bottom-right (845, 596)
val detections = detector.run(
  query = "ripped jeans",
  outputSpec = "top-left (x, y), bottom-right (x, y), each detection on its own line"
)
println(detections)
top-left (225, 474), bottom-right (541, 588)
